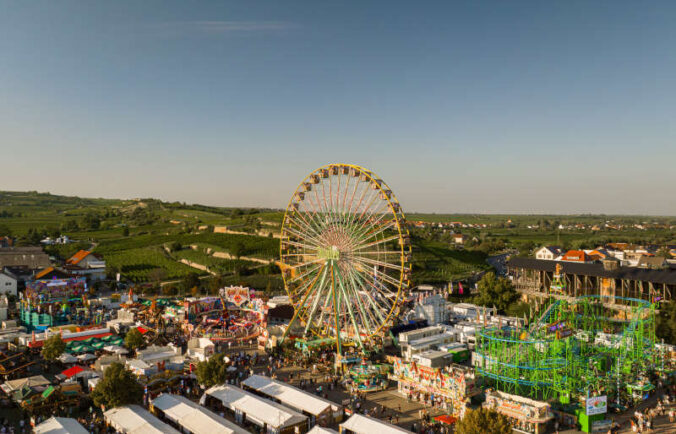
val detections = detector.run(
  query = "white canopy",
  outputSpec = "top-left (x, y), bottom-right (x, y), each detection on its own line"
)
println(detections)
top-left (151, 393), bottom-right (248, 434)
top-left (104, 405), bottom-right (180, 434)
top-left (35, 417), bottom-right (89, 434)
top-left (77, 353), bottom-right (96, 362)
top-left (340, 414), bottom-right (411, 434)
top-left (308, 427), bottom-right (338, 434)
top-left (242, 374), bottom-right (339, 416)
top-left (58, 353), bottom-right (78, 364)
top-left (204, 384), bottom-right (307, 430)
top-left (103, 344), bottom-right (129, 354)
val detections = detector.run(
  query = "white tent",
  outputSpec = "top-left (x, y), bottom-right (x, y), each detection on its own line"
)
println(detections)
top-left (308, 427), bottom-right (338, 434)
top-left (340, 414), bottom-right (411, 434)
top-left (77, 353), bottom-right (96, 362)
top-left (58, 353), bottom-right (78, 364)
top-left (103, 344), bottom-right (129, 354)
top-left (204, 384), bottom-right (307, 430)
top-left (104, 405), bottom-right (180, 434)
top-left (151, 393), bottom-right (248, 434)
top-left (34, 417), bottom-right (88, 434)
top-left (241, 374), bottom-right (340, 417)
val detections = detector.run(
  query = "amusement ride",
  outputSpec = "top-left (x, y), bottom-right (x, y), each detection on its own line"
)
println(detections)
top-left (279, 164), bottom-right (412, 354)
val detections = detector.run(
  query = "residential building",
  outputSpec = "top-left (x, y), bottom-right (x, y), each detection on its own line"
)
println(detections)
top-left (65, 250), bottom-right (106, 281)
top-left (534, 246), bottom-right (562, 261)
top-left (560, 250), bottom-right (590, 263)
top-left (0, 247), bottom-right (50, 270)
top-left (452, 234), bottom-right (469, 245)
top-left (0, 270), bottom-right (18, 297)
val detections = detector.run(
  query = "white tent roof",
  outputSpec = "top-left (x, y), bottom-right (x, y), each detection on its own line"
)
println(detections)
top-left (151, 393), bottom-right (248, 434)
top-left (308, 427), bottom-right (338, 434)
top-left (340, 414), bottom-right (411, 434)
top-left (58, 353), bottom-right (78, 364)
top-left (104, 405), bottom-right (180, 434)
top-left (204, 384), bottom-right (307, 429)
top-left (242, 374), bottom-right (339, 416)
top-left (35, 417), bottom-right (89, 434)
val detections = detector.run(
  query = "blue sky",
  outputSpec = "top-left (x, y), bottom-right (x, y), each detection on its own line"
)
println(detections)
top-left (1, 1), bottom-right (674, 214)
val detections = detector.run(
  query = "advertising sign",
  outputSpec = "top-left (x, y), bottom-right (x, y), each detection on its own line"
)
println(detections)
top-left (586, 395), bottom-right (607, 415)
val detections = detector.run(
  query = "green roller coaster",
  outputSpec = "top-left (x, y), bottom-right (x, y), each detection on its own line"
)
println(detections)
top-left (474, 295), bottom-right (658, 407)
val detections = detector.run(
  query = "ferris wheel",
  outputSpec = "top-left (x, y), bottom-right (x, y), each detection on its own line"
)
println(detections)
top-left (280, 164), bottom-right (412, 352)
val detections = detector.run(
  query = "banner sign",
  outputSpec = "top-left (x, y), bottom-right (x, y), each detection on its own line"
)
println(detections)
top-left (586, 395), bottom-right (607, 415)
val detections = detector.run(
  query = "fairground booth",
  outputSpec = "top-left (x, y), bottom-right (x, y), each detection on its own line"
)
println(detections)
top-left (483, 389), bottom-right (554, 434)
top-left (387, 356), bottom-right (479, 418)
top-left (20, 278), bottom-right (90, 331)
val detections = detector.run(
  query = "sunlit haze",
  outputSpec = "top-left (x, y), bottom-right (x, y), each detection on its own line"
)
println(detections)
top-left (1, 1), bottom-right (675, 214)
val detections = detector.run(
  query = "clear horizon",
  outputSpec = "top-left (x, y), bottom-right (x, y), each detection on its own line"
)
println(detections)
top-left (1, 1), bottom-right (675, 214)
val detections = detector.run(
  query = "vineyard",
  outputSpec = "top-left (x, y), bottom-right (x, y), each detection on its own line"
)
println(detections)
top-left (104, 247), bottom-right (203, 282)
top-left (95, 232), bottom-right (279, 259)
top-left (172, 248), bottom-right (260, 275)
top-left (412, 238), bottom-right (491, 284)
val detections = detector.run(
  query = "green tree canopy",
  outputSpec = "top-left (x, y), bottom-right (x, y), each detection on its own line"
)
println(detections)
top-left (473, 272), bottom-right (519, 313)
top-left (656, 301), bottom-right (676, 345)
top-left (195, 353), bottom-right (229, 388)
top-left (91, 362), bottom-right (143, 409)
top-left (41, 334), bottom-right (66, 361)
top-left (124, 328), bottom-right (145, 352)
top-left (455, 407), bottom-right (512, 434)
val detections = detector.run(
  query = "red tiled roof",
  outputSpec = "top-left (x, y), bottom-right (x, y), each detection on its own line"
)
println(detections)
top-left (136, 326), bottom-right (148, 334)
top-left (66, 250), bottom-right (91, 265)
top-left (561, 250), bottom-right (588, 262)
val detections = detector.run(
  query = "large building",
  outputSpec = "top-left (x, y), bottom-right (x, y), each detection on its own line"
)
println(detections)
top-left (507, 257), bottom-right (676, 302)
top-left (0, 247), bottom-right (50, 270)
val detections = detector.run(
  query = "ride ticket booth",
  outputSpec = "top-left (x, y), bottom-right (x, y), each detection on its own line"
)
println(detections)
top-left (483, 389), bottom-right (554, 434)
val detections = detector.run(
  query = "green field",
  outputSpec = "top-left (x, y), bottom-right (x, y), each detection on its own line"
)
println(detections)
top-left (2, 190), bottom-right (674, 290)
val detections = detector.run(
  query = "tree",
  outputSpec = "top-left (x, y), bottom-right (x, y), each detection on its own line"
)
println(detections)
top-left (91, 362), bottom-right (143, 409)
top-left (473, 272), bottom-right (519, 313)
top-left (231, 241), bottom-right (244, 260)
top-left (182, 272), bottom-right (200, 293)
top-left (656, 301), bottom-right (676, 345)
top-left (41, 334), bottom-right (66, 361)
top-left (124, 328), bottom-right (144, 352)
top-left (170, 241), bottom-right (182, 252)
top-left (195, 353), bottom-right (229, 387)
top-left (0, 224), bottom-right (12, 237)
top-left (455, 408), bottom-right (511, 434)
top-left (122, 226), bottom-right (130, 237)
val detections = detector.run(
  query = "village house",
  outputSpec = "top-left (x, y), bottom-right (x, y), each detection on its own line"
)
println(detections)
top-left (0, 269), bottom-right (18, 297)
top-left (64, 250), bottom-right (106, 281)
top-left (534, 246), bottom-right (562, 260)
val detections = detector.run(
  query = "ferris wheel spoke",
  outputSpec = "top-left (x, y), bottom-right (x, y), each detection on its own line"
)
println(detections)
top-left (353, 234), bottom-right (401, 252)
top-left (352, 255), bottom-right (403, 272)
top-left (334, 267), bottom-right (364, 347)
top-left (288, 209), bottom-right (324, 241)
top-left (343, 266), bottom-right (377, 334)
top-left (300, 265), bottom-right (329, 335)
top-left (283, 225), bottom-right (323, 249)
top-left (288, 262), bottom-right (323, 284)
top-left (351, 218), bottom-right (396, 248)
top-left (347, 266), bottom-right (390, 328)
